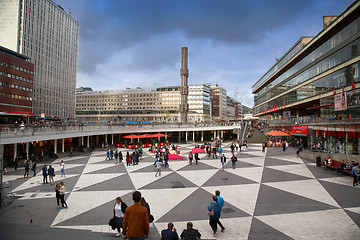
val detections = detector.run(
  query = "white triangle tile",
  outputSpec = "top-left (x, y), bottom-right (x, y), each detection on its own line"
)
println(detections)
top-left (239, 157), bottom-right (265, 167)
top-left (73, 173), bottom-right (125, 191)
top-left (3, 174), bottom-right (26, 182)
top-left (267, 156), bottom-right (304, 164)
top-left (82, 163), bottom-right (116, 174)
top-left (203, 184), bottom-right (260, 216)
top-left (265, 165), bottom-right (315, 179)
top-left (319, 177), bottom-right (354, 187)
top-left (52, 164), bottom-right (85, 172)
top-left (126, 163), bottom-right (154, 173)
top-left (128, 172), bottom-right (172, 190)
top-left (256, 209), bottom-right (360, 240)
top-left (201, 160), bottom-right (223, 169)
top-left (12, 174), bottom-right (79, 193)
top-left (51, 190), bottom-right (132, 226)
top-left (179, 169), bottom-right (219, 186)
top-left (53, 224), bottom-right (113, 233)
top-left (141, 187), bottom-right (198, 221)
top-left (87, 155), bottom-right (110, 164)
top-left (52, 156), bottom-right (88, 164)
top-left (263, 179), bottom-right (341, 208)
top-left (169, 161), bottom-right (191, 171)
top-left (18, 191), bottom-right (56, 200)
top-left (226, 167), bottom-right (263, 183)
top-left (345, 207), bottom-right (360, 214)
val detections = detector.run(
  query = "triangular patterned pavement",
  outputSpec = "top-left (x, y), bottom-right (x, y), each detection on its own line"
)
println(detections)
top-left (254, 184), bottom-right (338, 216)
top-left (77, 173), bottom-right (135, 191)
top-left (179, 169), bottom-right (219, 187)
top-left (73, 173), bottom-right (125, 191)
top-left (261, 167), bottom-right (312, 183)
top-left (318, 180), bottom-right (360, 208)
top-left (224, 160), bottom-right (261, 168)
top-left (84, 164), bottom-right (127, 174)
top-left (140, 171), bottom-right (198, 190)
top-left (264, 157), bottom-right (301, 166)
top-left (248, 217), bottom-right (294, 240)
top-left (131, 164), bottom-right (173, 173)
top-left (202, 169), bottom-right (257, 187)
top-left (177, 162), bottom-right (218, 171)
top-left (157, 187), bottom-right (249, 223)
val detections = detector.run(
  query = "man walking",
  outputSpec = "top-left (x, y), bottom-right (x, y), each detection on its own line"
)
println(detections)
top-left (122, 191), bottom-right (149, 240)
top-left (215, 190), bottom-right (225, 232)
top-left (155, 158), bottom-right (162, 177)
top-left (220, 154), bottom-right (226, 171)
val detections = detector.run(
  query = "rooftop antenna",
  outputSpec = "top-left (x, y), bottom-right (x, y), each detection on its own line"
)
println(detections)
top-left (235, 86), bottom-right (239, 101)
top-left (68, 8), bottom-right (72, 15)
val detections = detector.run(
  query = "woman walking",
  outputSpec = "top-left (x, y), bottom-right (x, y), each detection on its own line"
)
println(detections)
top-left (126, 152), bottom-right (131, 166)
top-left (188, 151), bottom-right (193, 165)
top-left (140, 197), bottom-right (154, 224)
top-left (60, 160), bottom-right (65, 177)
top-left (48, 165), bottom-right (55, 185)
top-left (55, 183), bottom-right (61, 208)
top-left (119, 151), bottom-right (123, 163)
top-left (112, 196), bottom-right (128, 237)
top-left (59, 181), bottom-right (68, 209)
top-left (231, 154), bottom-right (238, 169)
top-left (208, 195), bottom-right (223, 236)
top-left (24, 160), bottom-right (30, 178)
top-left (32, 160), bottom-right (37, 176)
top-left (114, 151), bottom-right (119, 164)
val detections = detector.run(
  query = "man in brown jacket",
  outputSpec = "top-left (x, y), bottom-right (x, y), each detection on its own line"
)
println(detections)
top-left (122, 191), bottom-right (149, 239)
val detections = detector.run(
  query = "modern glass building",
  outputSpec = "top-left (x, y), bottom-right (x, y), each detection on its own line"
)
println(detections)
top-left (252, 1), bottom-right (360, 155)
top-left (0, 0), bottom-right (79, 118)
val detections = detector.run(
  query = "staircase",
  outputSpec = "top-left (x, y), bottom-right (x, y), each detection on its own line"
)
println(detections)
top-left (246, 128), bottom-right (265, 143)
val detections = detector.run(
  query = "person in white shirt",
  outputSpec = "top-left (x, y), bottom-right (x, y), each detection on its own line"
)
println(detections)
top-left (60, 160), bottom-right (65, 177)
top-left (155, 158), bottom-right (162, 177)
top-left (113, 197), bottom-right (128, 237)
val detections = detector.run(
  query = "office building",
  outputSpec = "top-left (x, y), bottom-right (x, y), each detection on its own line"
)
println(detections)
top-left (252, 1), bottom-right (360, 155)
top-left (0, 0), bottom-right (79, 118)
top-left (0, 45), bottom-right (34, 117)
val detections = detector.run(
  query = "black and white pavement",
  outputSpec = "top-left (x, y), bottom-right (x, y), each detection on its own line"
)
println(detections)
top-left (1, 143), bottom-right (359, 240)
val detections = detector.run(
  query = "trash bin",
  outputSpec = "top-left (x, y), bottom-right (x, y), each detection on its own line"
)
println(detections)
top-left (316, 156), bottom-right (321, 167)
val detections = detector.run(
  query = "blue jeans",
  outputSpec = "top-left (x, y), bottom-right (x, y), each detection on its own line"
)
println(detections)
top-left (128, 236), bottom-right (145, 240)
top-left (222, 162), bottom-right (225, 169)
top-left (61, 169), bottom-right (65, 177)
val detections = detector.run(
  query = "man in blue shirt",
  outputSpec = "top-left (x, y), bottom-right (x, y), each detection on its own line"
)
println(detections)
top-left (161, 222), bottom-right (179, 240)
top-left (215, 190), bottom-right (225, 232)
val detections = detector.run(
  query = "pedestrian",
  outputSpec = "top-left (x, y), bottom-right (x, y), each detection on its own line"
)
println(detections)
top-left (140, 197), bottom-right (154, 225)
top-left (132, 152), bottom-right (137, 165)
top-left (59, 181), bottom-right (68, 209)
top-left (55, 183), bottom-right (61, 208)
top-left (352, 163), bottom-right (359, 186)
top-left (60, 160), bottom-right (65, 177)
top-left (161, 222), bottom-right (179, 240)
top-left (285, 141), bottom-right (289, 152)
top-left (155, 158), bottom-right (162, 177)
top-left (262, 142), bottom-right (266, 152)
top-left (282, 142), bottom-right (286, 152)
top-left (32, 160), bottom-right (37, 176)
top-left (39, 150), bottom-right (43, 161)
top-left (105, 149), bottom-right (110, 160)
top-left (218, 146), bottom-right (222, 156)
top-left (180, 222), bottom-right (201, 240)
top-left (110, 149), bottom-right (114, 160)
top-left (164, 151), bottom-right (169, 168)
top-left (122, 191), bottom-right (149, 240)
top-left (235, 144), bottom-right (238, 152)
top-left (42, 164), bottom-right (48, 184)
top-left (208, 195), bottom-right (223, 236)
top-left (113, 196), bottom-right (128, 237)
top-left (195, 152), bottom-right (199, 165)
top-left (48, 165), bottom-right (55, 185)
top-left (215, 190), bottom-right (225, 231)
top-left (231, 154), bottom-right (237, 169)
top-left (70, 147), bottom-right (73, 157)
top-left (126, 152), bottom-right (131, 166)
top-left (220, 154), bottom-right (226, 170)
top-left (119, 151), bottom-right (123, 163)
top-left (114, 150), bottom-right (119, 164)
top-left (230, 144), bottom-right (235, 155)
top-left (24, 160), bottom-right (30, 178)
top-left (188, 151), bottom-right (193, 165)
top-left (212, 146), bottom-right (217, 159)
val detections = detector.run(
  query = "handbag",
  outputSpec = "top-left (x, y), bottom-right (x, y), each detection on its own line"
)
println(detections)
top-left (108, 217), bottom-right (116, 230)
top-left (208, 203), bottom-right (215, 216)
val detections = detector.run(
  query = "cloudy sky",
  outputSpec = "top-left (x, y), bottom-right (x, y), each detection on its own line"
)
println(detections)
top-left (57, 0), bottom-right (354, 107)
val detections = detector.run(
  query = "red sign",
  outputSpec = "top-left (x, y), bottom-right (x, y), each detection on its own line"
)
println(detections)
top-left (291, 126), bottom-right (308, 135)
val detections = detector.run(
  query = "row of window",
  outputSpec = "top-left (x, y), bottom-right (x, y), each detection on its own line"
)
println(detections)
top-left (76, 106), bottom-right (179, 111)
top-left (0, 92), bottom-right (32, 100)
top-left (0, 81), bottom-right (33, 92)
top-left (0, 60), bottom-right (33, 74)
top-left (0, 70), bottom-right (33, 83)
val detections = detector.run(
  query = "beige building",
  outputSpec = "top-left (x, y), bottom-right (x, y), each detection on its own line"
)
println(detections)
top-left (0, 0), bottom-right (79, 118)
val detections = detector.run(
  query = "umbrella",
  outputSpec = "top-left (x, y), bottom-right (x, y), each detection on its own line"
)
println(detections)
top-left (123, 134), bottom-right (139, 139)
top-left (138, 134), bottom-right (153, 138)
top-left (150, 133), bottom-right (170, 137)
top-left (265, 130), bottom-right (290, 137)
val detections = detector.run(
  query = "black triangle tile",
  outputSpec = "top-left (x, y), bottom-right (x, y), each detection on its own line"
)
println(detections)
top-left (84, 164), bottom-right (127, 174)
top-left (64, 165), bottom-right (87, 175)
top-left (248, 217), bottom-right (294, 240)
top-left (140, 172), bottom-right (197, 190)
top-left (132, 164), bottom-right (173, 173)
top-left (202, 169), bottom-right (257, 186)
top-left (177, 162), bottom-right (218, 171)
top-left (59, 157), bottom-right (90, 165)
top-left (265, 157), bottom-right (301, 166)
top-left (225, 160), bottom-right (261, 168)
top-left (78, 174), bottom-right (136, 191)
top-left (157, 187), bottom-right (249, 223)
top-left (344, 209), bottom-right (360, 228)
top-left (305, 164), bottom-right (338, 179)
top-left (55, 191), bottom-right (134, 226)
top-left (236, 153), bottom-right (262, 158)
top-left (261, 167), bottom-right (312, 183)
top-left (318, 180), bottom-right (360, 208)
top-left (254, 184), bottom-right (338, 216)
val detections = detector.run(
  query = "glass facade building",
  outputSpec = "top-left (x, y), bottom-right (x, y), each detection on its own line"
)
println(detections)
top-left (252, 1), bottom-right (360, 155)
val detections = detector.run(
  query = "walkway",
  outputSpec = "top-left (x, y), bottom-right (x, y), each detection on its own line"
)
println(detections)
top-left (1, 143), bottom-right (359, 239)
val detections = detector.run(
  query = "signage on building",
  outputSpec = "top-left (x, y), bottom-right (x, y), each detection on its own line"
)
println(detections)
top-left (346, 88), bottom-right (360, 108)
top-left (334, 92), bottom-right (347, 111)
top-left (41, 113), bottom-right (45, 119)
top-left (291, 126), bottom-right (308, 135)
top-left (283, 111), bottom-right (291, 118)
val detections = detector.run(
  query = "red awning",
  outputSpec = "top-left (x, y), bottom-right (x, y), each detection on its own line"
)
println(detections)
top-left (6, 111), bottom-right (34, 116)
top-left (305, 104), bottom-right (333, 110)
top-left (150, 133), bottom-right (170, 137)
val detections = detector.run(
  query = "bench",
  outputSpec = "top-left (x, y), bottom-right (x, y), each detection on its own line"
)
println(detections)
top-left (321, 160), bottom-right (351, 175)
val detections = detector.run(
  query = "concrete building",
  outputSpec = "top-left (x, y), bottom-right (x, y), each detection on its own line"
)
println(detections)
top-left (0, 0), bottom-right (79, 119)
top-left (208, 83), bottom-right (228, 121)
top-left (0, 45), bottom-right (34, 118)
top-left (252, 0), bottom-right (360, 155)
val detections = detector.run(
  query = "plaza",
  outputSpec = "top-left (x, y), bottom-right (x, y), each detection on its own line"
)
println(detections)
top-left (0, 142), bottom-right (359, 240)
